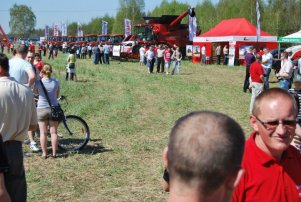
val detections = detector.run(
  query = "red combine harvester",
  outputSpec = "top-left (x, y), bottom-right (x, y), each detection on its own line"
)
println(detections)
top-left (121, 8), bottom-right (195, 59)
top-left (85, 34), bottom-right (98, 46)
top-left (0, 25), bottom-right (9, 44)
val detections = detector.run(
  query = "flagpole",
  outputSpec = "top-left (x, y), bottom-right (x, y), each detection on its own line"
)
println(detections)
top-left (256, 0), bottom-right (260, 51)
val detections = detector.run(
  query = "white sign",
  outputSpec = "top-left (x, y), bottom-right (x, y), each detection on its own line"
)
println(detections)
top-left (228, 41), bottom-right (236, 66)
top-left (113, 45), bottom-right (121, 57)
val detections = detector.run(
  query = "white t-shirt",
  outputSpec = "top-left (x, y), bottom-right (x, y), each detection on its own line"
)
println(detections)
top-left (280, 59), bottom-right (294, 79)
top-left (9, 57), bottom-right (32, 84)
top-left (139, 47), bottom-right (145, 56)
top-left (262, 52), bottom-right (273, 69)
top-left (157, 49), bottom-right (165, 58)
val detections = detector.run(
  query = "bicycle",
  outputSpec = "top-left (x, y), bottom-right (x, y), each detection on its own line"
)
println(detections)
top-left (56, 95), bottom-right (90, 151)
top-left (34, 95), bottom-right (90, 151)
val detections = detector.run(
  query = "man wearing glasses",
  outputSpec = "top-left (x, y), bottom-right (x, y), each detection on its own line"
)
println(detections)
top-left (232, 88), bottom-right (301, 202)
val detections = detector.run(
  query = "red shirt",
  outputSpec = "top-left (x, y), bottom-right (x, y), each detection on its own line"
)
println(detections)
top-left (34, 61), bottom-right (44, 72)
top-left (232, 132), bottom-right (301, 202)
top-left (249, 61), bottom-right (264, 83)
top-left (164, 50), bottom-right (171, 62)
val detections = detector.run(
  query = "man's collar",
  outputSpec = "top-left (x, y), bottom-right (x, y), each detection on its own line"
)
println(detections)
top-left (249, 132), bottom-right (280, 165)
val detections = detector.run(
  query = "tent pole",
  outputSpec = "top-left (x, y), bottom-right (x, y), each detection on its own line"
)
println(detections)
top-left (278, 43), bottom-right (280, 59)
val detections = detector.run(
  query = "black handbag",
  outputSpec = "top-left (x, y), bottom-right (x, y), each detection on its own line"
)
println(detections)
top-left (39, 80), bottom-right (64, 121)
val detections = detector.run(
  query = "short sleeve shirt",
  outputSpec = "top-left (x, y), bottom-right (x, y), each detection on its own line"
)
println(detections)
top-left (9, 57), bottom-right (32, 84)
top-left (0, 77), bottom-right (37, 142)
top-left (250, 61), bottom-right (264, 83)
top-left (232, 132), bottom-right (301, 202)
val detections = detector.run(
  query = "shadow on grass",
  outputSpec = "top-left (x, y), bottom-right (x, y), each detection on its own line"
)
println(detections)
top-left (56, 138), bottom-right (113, 158)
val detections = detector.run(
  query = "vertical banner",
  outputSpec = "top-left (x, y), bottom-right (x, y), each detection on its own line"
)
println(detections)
top-left (256, 0), bottom-right (261, 41)
top-left (102, 21), bottom-right (108, 35)
top-left (53, 23), bottom-right (59, 36)
top-left (228, 41), bottom-right (236, 66)
top-left (124, 18), bottom-right (131, 37)
top-left (77, 22), bottom-right (83, 37)
top-left (45, 25), bottom-right (49, 37)
top-left (61, 23), bottom-right (67, 36)
top-left (189, 15), bottom-right (197, 41)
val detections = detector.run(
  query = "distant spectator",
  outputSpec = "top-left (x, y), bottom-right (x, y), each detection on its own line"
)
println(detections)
top-left (145, 46), bottom-right (155, 73)
top-left (103, 43), bottom-right (110, 64)
top-left (48, 43), bottom-right (54, 60)
top-left (33, 53), bottom-right (45, 73)
top-left (139, 45), bottom-right (146, 66)
top-left (81, 45), bottom-right (87, 59)
top-left (87, 44), bottom-right (92, 59)
top-left (156, 44), bottom-right (165, 73)
top-left (92, 44), bottom-right (100, 65)
top-left (171, 47), bottom-right (182, 75)
top-left (66, 49), bottom-right (76, 81)
top-left (215, 45), bottom-right (221, 65)
top-left (223, 45), bottom-right (229, 65)
top-left (164, 47), bottom-right (172, 75)
top-left (261, 48), bottom-right (273, 90)
top-left (164, 111), bottom-right (245, 202)
top-left (249, 54), bottom-right (264, 113)
top-left (276, 52), bottom-right (294, 90)
top-left (243, 46), bottom-right (255, 93)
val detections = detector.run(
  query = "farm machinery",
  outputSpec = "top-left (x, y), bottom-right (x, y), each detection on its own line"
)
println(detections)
top-left (120, 8), bottom-right (195, 59)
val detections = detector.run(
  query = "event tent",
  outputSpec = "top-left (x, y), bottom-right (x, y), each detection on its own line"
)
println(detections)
top-left (193, 18), bottom-right (278, 64)
top-left (278, 30), bottom-right (301, 43)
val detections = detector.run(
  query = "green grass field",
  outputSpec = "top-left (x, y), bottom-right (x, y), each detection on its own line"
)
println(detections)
top-left (20, 53), bottom-right (278, 201)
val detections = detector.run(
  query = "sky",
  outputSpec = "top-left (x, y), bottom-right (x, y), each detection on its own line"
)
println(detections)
top-left (0, 0), bottom-right (218, 33)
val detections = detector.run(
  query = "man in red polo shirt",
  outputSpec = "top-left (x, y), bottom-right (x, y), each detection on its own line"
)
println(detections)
top-left (232, 88), bottom-right (301, 202)
top-left (249, 54), bottom-right (264, 113)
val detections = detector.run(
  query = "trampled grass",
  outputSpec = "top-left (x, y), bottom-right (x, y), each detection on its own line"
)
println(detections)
top-left (21, 53), bottom-right (279, 201)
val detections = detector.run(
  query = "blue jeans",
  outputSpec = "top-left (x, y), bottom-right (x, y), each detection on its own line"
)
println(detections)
top-left (263, 68), bottom-right (271, 90)
top-left (93, 53), bottom-right (99, 64)
top-left (171, 61), bottom-right (181, 75)
top-left (104, 53), bottom-right (110, 64)
top-left (279, 79), bottom-right (291, 90)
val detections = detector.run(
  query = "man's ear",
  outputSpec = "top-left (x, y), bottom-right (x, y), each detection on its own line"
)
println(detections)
top-left (162, 147), bottom-right (168, 170)
top-left (249, 115), bottom-right (259, 132)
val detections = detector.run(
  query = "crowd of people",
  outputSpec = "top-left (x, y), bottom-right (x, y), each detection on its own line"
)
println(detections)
top-left (0, 44), bottom-right (62, 201)
top-left (1, 40), bottom-right (301, 202)
top-left (139, 44), bottom-right (182, 75)
top-left (243, 46), bottom-right (301, 116)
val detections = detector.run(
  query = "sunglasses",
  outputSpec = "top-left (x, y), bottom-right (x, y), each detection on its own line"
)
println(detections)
top-left (254, 116), bottom-right (297, 130)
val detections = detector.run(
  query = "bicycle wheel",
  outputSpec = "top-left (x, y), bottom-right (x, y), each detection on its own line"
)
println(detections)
top-left (57, 115), bottom-right (90, 151)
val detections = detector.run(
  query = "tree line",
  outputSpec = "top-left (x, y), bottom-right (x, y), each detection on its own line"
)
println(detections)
top-left (9, 0), bottom-right (301, 38)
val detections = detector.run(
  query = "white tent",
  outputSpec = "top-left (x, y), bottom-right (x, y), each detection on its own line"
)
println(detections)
top-left (278, 30), bottom-right (301, 43)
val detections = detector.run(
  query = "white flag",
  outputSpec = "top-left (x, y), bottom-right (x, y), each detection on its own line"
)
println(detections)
top-left (77, 22), bottom-right (83, 37)
top-left (102, 21), bottom-right (108, 35)
top-left (124, 19), bottom-right (131, 37)
top-left (61, 23), bottom-right (67, 36)
top-left (256, 0), bottom-right (261, 41)
top-left (189, 15), bottom-right (197, 41)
